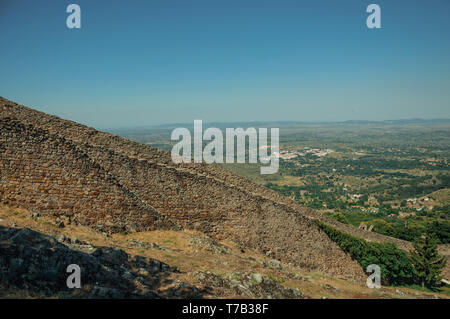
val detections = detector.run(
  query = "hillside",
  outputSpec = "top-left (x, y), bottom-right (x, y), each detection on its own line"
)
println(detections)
top-left (0, 96), bottom-right (448, 291)
top-left (1, 205), bottom-right (447, 299)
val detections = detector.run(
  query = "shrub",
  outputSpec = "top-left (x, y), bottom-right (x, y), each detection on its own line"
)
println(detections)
top-left (329, 212), bottom-right (349, 224)
top-left (317, 221), bottom-right (416, 285)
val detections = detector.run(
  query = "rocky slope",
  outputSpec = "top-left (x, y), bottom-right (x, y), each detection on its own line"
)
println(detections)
top-left (1, 206), bottom-right (448, 299)
top-left (0, 225), bottom-right (179, 298)
top-left (0, 96), bottom-right (448, 283)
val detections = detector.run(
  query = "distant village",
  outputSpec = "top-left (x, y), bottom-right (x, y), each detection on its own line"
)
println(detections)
top-left (259, 146), bottom-right (335, 160)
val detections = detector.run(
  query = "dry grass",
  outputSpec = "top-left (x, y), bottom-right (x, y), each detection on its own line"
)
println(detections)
top-left (0, 204), bottom-right (448, 299)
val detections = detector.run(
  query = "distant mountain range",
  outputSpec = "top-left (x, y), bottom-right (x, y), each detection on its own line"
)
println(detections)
top-left (109, 118), bottom-right (450, 134)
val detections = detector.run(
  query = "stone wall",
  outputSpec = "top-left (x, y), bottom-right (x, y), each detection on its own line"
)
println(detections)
top-left (0, 117), bottom-right (175, 233)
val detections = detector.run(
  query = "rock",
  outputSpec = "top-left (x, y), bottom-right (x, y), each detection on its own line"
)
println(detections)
top-left (193, 222), bottom-right (202, 229)
top-left (189, 236), bottom-right (229, 254)
top-left (267, 259), bottom-right (282, 270)
top-left (138, 268), bottom-right (149, 276)
top-left (230, 279), bottom-right (240, 286)
top-left (89, 286), bottom-right (126, 299)
top-left (193, 271), bottom-right (308, 299)
top-left (395, 289), bottom-right (405, 296)
top-left (127, 239), bottom-right (165, 251)
top-left (56, 234), bottom-right (67, 242)
top-left (122, 271), bottom-right (134, 281)
top-left (91, 247), bottom-right (128, 266)
top-left (0, 225), bottom-right (201, 299)
top-left (251, 273), bottom-right (263, 284)
top-left (321, 283), bottom-right (339, 293)
top-left (161, 263), bottom-right (171, 272)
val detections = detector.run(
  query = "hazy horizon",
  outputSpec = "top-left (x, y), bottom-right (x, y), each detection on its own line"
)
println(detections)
top-left (106, 117), bottom-right (450, 132)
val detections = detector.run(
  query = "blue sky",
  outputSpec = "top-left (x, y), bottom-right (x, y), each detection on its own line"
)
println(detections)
top-left (0, 0), bottom-right (449, 129)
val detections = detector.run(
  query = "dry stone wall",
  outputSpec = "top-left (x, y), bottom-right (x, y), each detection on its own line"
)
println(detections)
top-left (0, 117), bottom-right (175, 233)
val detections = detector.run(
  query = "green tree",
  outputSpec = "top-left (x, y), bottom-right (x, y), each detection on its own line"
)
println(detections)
top-left (330, 212), bottom-right (348, 224)
top-left (369, 218), bottom-right (395, 236)
top-left (426, 221), bottom-right (450, 244)
top-left (409, 234), bottom-right (447, 289)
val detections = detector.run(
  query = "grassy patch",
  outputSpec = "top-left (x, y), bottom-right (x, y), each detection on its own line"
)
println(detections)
top-left (395, 283), bottom-right (450, 296)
